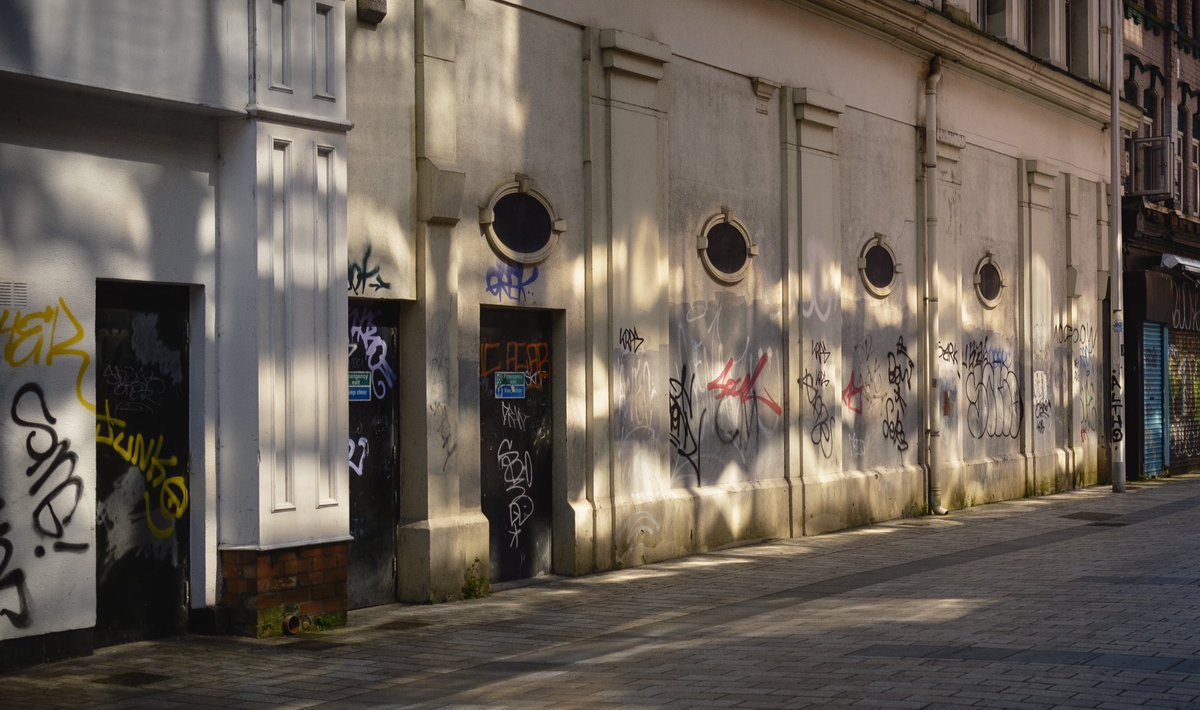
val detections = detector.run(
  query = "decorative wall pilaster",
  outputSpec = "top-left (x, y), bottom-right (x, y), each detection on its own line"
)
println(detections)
top-left (1021, 160), bottom-right (1058, 492)
top-left (791, 88), bottom-right (844, 534)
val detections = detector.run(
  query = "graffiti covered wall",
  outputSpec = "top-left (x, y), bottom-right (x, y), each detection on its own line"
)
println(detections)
top-left (342, 0), bottom-right (1125, 600)
top-left (0, 294), bottom-right (96, 638)
top-left (668, 296), bottom-right (785, 487)
top-left (0, 84), bottom-right (219, 643)
top-left (959, 147), bottom-right (1025, 469)
top-left (668, 57), bottom-right (786, 493)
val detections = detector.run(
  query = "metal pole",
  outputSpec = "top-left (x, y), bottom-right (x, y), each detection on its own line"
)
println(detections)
top-left (1111, 0), bottom-right (1127, 492)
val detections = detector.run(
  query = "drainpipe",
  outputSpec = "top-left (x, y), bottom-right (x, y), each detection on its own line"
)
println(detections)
top-left (925, 55), bottom-right (949, 515)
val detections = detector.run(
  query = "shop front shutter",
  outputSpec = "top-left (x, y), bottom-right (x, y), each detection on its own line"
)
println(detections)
top-left (1169, 328), bottom-right (1200, 466)
top-left (1144, 323), bottom-right (1166, 478)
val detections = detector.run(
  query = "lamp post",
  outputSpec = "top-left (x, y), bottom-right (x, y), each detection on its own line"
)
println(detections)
top-left (1111, 0), bottom-right (1127, 493)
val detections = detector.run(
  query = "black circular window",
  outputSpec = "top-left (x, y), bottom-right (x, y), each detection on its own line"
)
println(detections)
top-left (859, 239), bottom-right (897, 297)
top-left (492, 192), bottom-right (552, 256)
top-left (864, 245), bottom-right (894, 288)
top-left (978, 263), bottom-right (1002, 301)
top-left (697, 214), bottom-right (755, 283)
top-left (975, 256), bottom-right (1004, 308)
top-left (705, 223), bottom-right (749, 276)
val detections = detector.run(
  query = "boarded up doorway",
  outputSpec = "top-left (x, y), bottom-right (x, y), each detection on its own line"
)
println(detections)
top-left (94, 280), bottom-right (190, 647)
top-left (479, 308), bottom-right (553, 582)
top-left (347, 299), bottom-right (399, 608)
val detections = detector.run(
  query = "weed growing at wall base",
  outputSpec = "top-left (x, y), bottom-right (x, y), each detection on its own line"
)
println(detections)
top-left (462, 557), bottom-right (490, 599)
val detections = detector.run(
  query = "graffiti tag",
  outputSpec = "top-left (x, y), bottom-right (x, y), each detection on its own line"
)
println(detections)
top-left (485, 262), bottom-right (539, 303)
top-left (669, 363), bottom-right (703, 485)
top-left (707, 353), bottom-right (781, 416)
top-left (348, 244), bottom-right (391, 294)
top-left (1, 298), bottom-right (94, 412)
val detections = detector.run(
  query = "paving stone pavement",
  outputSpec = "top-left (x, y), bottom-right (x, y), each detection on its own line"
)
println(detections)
top-left (6, 476), bottom-right (1200, 708)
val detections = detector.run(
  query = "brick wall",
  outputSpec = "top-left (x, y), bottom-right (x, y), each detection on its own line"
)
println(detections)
top-left (220, 542), bottom-right (348, 637)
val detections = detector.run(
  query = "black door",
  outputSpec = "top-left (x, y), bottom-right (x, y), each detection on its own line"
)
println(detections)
top-left (479, 308), bottom-right (552, 582)
top-left (94, 281), bottom-right (190, 647)
top-left (347, 299), bottom-right (399, 608)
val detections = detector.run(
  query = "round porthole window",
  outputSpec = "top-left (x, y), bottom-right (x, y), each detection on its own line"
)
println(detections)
top-left (697, 211), bottom-right (756, 284)
top-left (975, 254), bottom-right (1004, 309)
top-left (858, 235), bottom-right (898, 298)
top-left (480, 178), bottom-right (564, 264)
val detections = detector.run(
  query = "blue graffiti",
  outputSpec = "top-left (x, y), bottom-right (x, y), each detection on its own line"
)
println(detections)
top-left (485, 262), bottom-right (539, 303)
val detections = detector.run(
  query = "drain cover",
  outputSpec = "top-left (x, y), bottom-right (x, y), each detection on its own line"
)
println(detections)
top-left (1062, 511), bottom-right (1120, 521)
top-left (94, 671), bottom-right (170, 687)
top-left (286, 639), bottom-right (343, 651)
top-left (376, 619), bottom-right (432, 631)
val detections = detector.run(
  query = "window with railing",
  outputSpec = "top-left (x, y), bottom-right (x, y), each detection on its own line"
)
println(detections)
top-left (1191, 138), bottom-right (1199, 213)
top-left (1132, 101), bottom-right (1171, 197)
top-left (1176, 128), bottom-right (1184, 204)
top-left (1133, 133), bottom-right (1171, 196)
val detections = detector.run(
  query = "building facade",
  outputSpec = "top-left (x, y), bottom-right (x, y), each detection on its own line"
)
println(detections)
top-left (1119, 0), bottom-right (1200, 478)
top-left (0, 0), bottom-right (1136, 665)
top-left (343, 0), bottom-right (1137, 603)
top-left (0, 0), bottom-right (351, 662)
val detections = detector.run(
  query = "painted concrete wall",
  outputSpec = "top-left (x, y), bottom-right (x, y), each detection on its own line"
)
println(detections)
top-left (668, 55), bottom-right (787, 492)
top-left (345, 0), bottom-right (414, 300)
top-left (0, 0), bottom-right (249, 112)
top-left (827, 106), bottom-right (924, 531)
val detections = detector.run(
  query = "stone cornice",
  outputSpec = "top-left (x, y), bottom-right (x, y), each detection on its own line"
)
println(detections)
top-left (787, 0), bottom-right (1142, 132)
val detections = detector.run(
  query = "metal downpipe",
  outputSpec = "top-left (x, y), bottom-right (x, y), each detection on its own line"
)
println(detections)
top-left (925, 55), bottom-right (949, 515)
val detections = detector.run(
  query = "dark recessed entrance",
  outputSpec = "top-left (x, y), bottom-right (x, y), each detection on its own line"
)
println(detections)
top-left (94, 280), bottom-right (190, 647)
top-left (479, 308), bottom-right (553, 582)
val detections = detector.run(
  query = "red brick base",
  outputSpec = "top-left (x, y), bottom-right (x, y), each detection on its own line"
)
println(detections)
top-left (219, 542), bottom-right (348, 637)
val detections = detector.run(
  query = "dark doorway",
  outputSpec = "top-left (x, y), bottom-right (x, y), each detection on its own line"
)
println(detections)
top-left (347, 299), bottom-right (400, 608)
top-left (94, 281), bottom-right (190, 647)
top-left (479, 308), bottom-right (553, 582)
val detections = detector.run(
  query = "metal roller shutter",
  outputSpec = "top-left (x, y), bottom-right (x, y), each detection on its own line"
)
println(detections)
top-left (1145, 323), bottom-right (1166, 478)
top-left (1170, 328), bottom-right (1200, 467)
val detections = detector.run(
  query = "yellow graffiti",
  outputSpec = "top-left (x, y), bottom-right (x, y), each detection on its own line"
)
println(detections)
top-left (97, 400), bottom-right (188, 539)
top-left (0, 298), bottom-right (95, 412)
top-left (145, 477), bottom-right (188, 539)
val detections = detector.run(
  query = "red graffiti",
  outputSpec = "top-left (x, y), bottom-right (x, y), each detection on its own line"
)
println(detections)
top-left (841, 371), bottom-right (864, 414)
top-left (1081, 428), bottom-right (1088, 443)
top-left (480, 339), bottom-right (551, 391)
top-left (707, 353), bottom-right (781, 416)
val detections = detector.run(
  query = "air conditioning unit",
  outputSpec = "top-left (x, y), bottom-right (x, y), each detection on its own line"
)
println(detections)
top-left (1131, 135), bottom-right (1171, 197)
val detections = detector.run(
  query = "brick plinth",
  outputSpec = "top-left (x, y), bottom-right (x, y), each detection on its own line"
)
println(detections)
top-left (219, 542), bottom-right (348, 637)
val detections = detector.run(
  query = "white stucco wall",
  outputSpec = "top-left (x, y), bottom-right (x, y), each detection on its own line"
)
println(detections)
top-left (0, 0), bottom-right (249, 112)
top-left (0, 83), bottom-right (219, 640)
top-left (345, 0), bottom-right (416, 301)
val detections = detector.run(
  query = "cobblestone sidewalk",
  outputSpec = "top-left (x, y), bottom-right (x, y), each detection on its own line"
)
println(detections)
top-left (5, 477), bottom-right (1200, 709)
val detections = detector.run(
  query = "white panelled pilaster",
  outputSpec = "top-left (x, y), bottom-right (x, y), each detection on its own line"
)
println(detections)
top-left (217, 0), bottom-right (350, 551)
